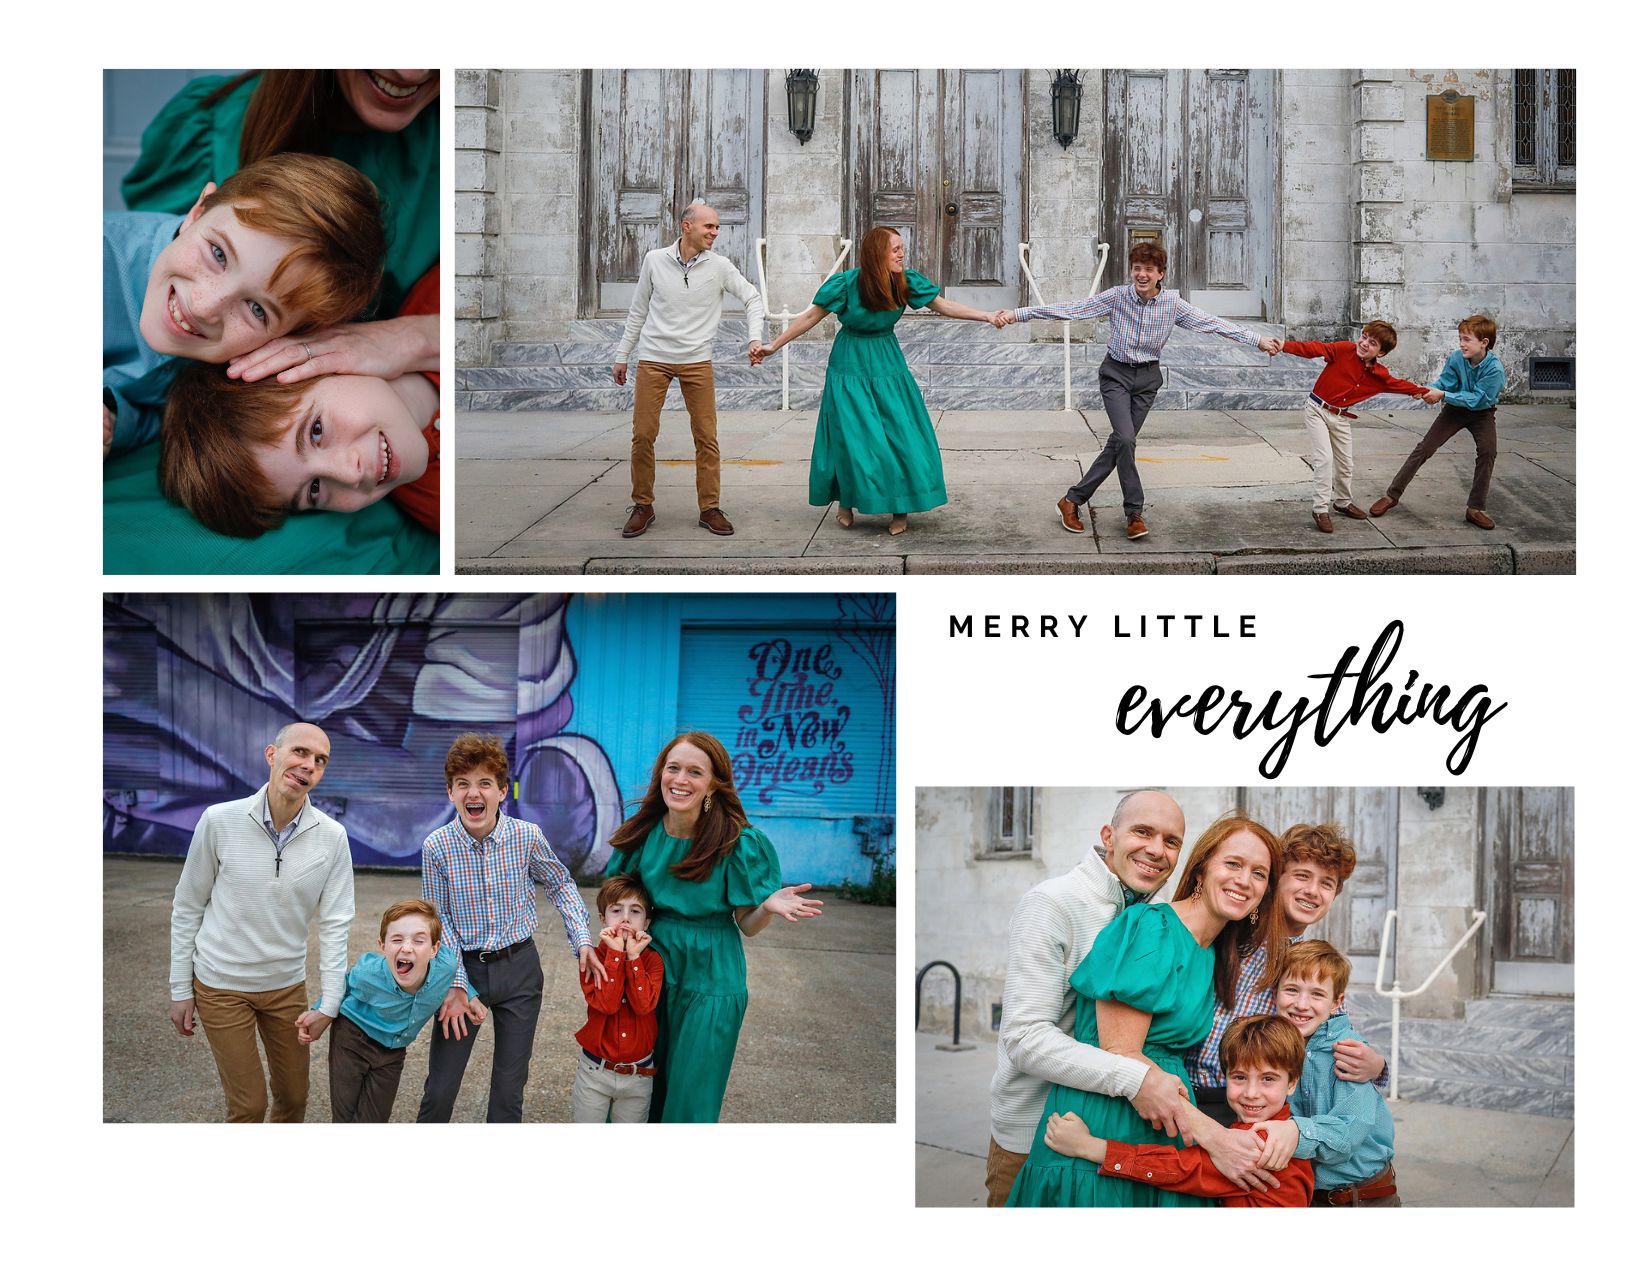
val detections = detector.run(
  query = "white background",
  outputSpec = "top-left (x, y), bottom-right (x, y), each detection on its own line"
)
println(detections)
top-left (23, 2), bottom-right (1630, 1265)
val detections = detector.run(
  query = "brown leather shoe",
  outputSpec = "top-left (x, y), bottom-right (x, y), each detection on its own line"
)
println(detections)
top-left (1125, 516), bottom-right (1149, 540)
top-left (621, 504), bottom-right (655, 538)
top-left (698, 507), bottom-right (735, 536)
top-left (1465, 508), bottom-right (1496, 530)
top-left (1369, 496), bottom-right (1398, 517)
top-left (1057, 497), bottom-right (1085, 534)
top-left (1336, 502), bottom-right (1368, 520)
top-left (1314, 511), bottom-right (1334, 533)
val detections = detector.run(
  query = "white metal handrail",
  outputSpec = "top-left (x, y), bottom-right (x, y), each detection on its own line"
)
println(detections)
top-left (1016, 240), bottom-right (1110, 411)
top-left (1372, 907), bottom-right (1488, 1100)
top-left (756, 235), bottom-right (852, 411)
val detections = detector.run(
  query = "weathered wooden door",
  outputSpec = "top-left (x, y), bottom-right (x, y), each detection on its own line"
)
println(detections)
top-left (583, 69), bottom-right (765, 315)
top-left (1483, 788), bottom-right (1574, 994)
top-left (1239, 787), bottom-right (1400, 983)
top-left (849, 69), bottom-right (1024, 311)
top-left (1103, 69), bottom-right (1275, 317)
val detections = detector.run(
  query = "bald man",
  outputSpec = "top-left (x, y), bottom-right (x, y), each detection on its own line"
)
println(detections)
top-left (612, 202), bottom-right (765, 539)
top-left (167, 722), bottom-right (356, 1121)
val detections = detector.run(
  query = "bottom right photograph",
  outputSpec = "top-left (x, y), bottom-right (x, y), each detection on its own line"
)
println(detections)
top-left (914, 787), bottom-right (1572, 1208)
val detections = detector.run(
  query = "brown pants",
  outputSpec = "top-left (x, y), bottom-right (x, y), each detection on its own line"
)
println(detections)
top-left (985, 1136), bottom-right (1030, 1207)
top-left (328, 1011), bottom-right (408, 1123)
top-left (1384, 403), bottom-right (1498, 510)
top-left (631, 360), bottom-right (720, 510)
top-left (193, 978), bottom-right (310, 1122)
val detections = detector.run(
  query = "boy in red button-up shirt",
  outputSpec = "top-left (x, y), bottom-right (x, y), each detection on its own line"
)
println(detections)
top-left (572, 874), bottom-right (665, 1123)
top-left (1275, 321), bottom-right (1439, 534)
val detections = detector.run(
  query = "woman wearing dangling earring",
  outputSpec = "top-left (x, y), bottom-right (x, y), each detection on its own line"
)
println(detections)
top-left (1007, 813), bottom-right (1289, 1206)
top-left (606, 732), bottom-right (822, 1122)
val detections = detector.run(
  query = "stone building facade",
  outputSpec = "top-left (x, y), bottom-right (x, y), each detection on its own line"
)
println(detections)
top-left (458, 68), bottom-right (1575, 409)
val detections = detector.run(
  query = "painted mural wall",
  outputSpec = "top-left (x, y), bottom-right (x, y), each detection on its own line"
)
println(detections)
top-left (103, 592), bottom-right (895, 884)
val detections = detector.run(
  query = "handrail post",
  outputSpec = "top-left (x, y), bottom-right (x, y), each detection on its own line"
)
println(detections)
top-left (1372, 907), bottom-right (1487, 1102)
top-left (1018, 241), bottom-right (1111, 412)
top-left (916, 959), bottom-right (976, 1051)
top-left (758, 235), bottom-right (852, 413)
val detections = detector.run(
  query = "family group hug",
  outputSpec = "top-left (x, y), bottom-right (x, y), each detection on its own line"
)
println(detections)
top-left (167, 724), bottom-right (821, 1123)
top-left (618, 204), bottom-right (1507, 540)
top-left (987, 791), bottom-right (1399, 1208)
top-left (104, 71), bottom-right (442, 542)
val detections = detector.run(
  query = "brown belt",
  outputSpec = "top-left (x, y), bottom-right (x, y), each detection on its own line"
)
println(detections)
top-left (582, 1047), bottom-right (656, 1077)
top-left (1312, 1162), bottom-right (1397, 1206)
top-left (1310, 393), bottom-right (1359, 420)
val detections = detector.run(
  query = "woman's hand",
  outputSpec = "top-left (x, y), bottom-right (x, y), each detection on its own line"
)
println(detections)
top-left (992, 309), bottom-right (1016, 328)
top-left (762, 883), bottom-right (822, 922)
top-left (227, 314), bottom-right (440, 384)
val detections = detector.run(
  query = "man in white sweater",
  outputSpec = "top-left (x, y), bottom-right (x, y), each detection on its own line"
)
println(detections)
top-left (611, 203), bottom-right (765, 538)
top-left (985, 789), bottom-right (1275, 1204)
top-left (167, 722), bottom-right (356, 1122)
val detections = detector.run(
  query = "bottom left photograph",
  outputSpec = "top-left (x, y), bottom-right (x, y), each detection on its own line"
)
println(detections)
top-left (103, 590), bottom-right (896, 1123)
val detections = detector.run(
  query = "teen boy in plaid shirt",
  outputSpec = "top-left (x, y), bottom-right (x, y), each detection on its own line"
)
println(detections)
top-left (417, 733), bottom-right (604, 1122)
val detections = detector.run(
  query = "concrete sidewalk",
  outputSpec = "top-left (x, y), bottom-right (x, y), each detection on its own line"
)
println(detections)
top-left (104, 858), bottom-right (894, 1123)
top-left (457, 405), bottom-right (1575, 575)
top-left (913, 1031), bottom-right (1573, 1206)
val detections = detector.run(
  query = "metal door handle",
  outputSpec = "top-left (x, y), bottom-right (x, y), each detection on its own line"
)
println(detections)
top-left (945, 202), bottom-right (959, 217)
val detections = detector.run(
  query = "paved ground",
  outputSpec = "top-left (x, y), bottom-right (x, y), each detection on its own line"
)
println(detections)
top-left (104, 857), bottom-right (894, 1123)
top-left (457, 404), bottom-right (1575, 575)
top-left (913, 1031), bottom-right (1573, 1207)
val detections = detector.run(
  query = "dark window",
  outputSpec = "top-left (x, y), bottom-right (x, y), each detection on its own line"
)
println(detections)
top-left (1513, 69), bottom-right (1576, 189)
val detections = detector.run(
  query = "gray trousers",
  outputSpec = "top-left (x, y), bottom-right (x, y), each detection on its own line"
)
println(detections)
top-left (1067, 357), bottom-right (1164, 517)
top-left (416, 939), bottom-right (544, 1123)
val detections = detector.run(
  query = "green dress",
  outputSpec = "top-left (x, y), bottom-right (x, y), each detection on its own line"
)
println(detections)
top-left (610, 823), bottom-right (782, 1123)
top-left (809, 269), bottom-right (948, 514)
top-left (1006, 903), bottom-right (1218, 1208)
top-left (107, 73), bottom-right (440, 576)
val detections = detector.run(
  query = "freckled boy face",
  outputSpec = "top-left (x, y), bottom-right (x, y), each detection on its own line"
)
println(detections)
top-left (1225, 1061), bottom-right (1297, 1124)
top-left (1276, 972), bottom-right (1340, 1038)
top-left (1458, 329), bottom-right (1491, 361)
top-left (139, 200), bottom-right (305, 363)
top-left (380, 915), bottom-right (438, 990)
top-left (254, 375), bottom-right (431, 515)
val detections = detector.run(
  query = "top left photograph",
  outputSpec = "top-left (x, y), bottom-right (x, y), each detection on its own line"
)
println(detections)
top-left (103, 70), bottom-right (442, 575)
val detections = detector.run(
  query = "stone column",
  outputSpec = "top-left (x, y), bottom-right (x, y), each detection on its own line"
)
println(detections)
top-left (1393, 787), bottom-right (1483, 1019)
top-left (496, 71), bottom-right (581, 345)
top-left (1021, 70), bottom-right (1104, 341)
top-left (763, 70), bottom-right (849, 331)
top-left (455, 69), bottom-right (501, 370)
top-left (1279, 69), bottom-right (1352, 339)
top-left (1353, 71), bottom-right (1405, 341)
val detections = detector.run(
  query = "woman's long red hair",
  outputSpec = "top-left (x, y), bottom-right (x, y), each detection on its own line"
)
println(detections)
top-left (856, 225), bottom-right (910, 313)
top-left (609, 732), bottom-right (750, 884)
top-left (1171, 813), bottom-right (1289, 1009)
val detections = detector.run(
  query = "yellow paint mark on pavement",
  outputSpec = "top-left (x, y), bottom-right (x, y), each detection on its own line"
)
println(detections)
top-left (1137, 454), bottom-right (1231, 464)
top-left (660, 458), bottom-right (784, 466)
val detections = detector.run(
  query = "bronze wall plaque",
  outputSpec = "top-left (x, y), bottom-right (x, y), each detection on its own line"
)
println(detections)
top-left (1426, 91), bottom-right (1475, 161)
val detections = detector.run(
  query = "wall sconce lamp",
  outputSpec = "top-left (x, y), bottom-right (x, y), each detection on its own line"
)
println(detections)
top-left (1417, 787), bottom-right (1446, 811)
top-left (786, 69), bottom-right (819, 145)
top-left (1051, 70), bottom-right (1083, 149)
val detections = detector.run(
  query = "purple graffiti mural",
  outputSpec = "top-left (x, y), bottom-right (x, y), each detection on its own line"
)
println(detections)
top-left (102, 594), bottom-right (620, 873)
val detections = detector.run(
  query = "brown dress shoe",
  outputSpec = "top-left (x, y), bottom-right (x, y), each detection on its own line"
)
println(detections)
top-left (622, 504), bottom-right (655, 538)
top-left (698, 507), bottom-right (735, 536)
top-left (1314, 511), bottom-right (1334, 533)
top-left (1125, 516), bottom-right (1149, 540)
top-left (1057, 497), bottom-right (1085, 534)
top-left (1336, 502), bottom-right (1368, 520)
top-left (1465, 508), bottom-right (1496, 530)
top-left (1369, 496), bottom-right (1398, 516)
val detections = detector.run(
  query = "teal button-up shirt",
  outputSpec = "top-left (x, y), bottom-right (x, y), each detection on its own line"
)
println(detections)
top-left (1292, 1011), bottom-right (1397, 1189)
top-left (1432, 348), bottom-right (1506, 412)
top-left (332, 943), bottom-right (460, 1050)
top-left (104, 211), bottom-right (183, 454)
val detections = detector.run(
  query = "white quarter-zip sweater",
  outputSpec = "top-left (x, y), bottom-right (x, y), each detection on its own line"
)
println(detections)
top-left (614, 241), bottom-right (765, 366)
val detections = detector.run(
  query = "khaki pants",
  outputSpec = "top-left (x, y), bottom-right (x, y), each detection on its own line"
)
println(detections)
top-left (570, 1053), bottom-right (653, 1124)
top-left (631, 361), bottom-right (720, 510)
top-left (985, 1136), bottom-right (1030, 1207)
top-left (193, 978), bottom-right (310, 1122)
top-left (1302, 398), bottom-right (1357, 514)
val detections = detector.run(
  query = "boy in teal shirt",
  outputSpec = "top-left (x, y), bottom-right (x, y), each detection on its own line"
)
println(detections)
top-left (103, 151), bottom-right (383, 457)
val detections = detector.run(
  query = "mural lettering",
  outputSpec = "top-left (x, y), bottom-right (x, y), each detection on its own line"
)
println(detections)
top-left (732, 638), bottom-right (854, 803)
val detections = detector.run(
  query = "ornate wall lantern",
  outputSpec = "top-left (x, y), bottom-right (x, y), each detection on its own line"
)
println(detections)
top-left (786, 69), bottom-right (819, 145)
top-left (1051, 70), bottom-right (1083, 150)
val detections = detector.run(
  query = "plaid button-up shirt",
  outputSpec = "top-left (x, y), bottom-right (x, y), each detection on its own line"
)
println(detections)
top-left (1016, 284), bottom-right (1262, 364)
top-left (422, 813), bottom-right (592, 996)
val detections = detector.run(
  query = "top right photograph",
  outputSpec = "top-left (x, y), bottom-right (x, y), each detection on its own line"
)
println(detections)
top-left (455, 68), bottom-right (1575, 575)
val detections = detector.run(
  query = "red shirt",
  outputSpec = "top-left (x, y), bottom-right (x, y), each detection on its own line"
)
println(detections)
top-left (388, 265), bottom-right (440, 533)
top-left (1098, 1104), bottom-right (1315, 1206)
top-left (1283, 340), bottom-right (1426, 411)
top-left (574, 942), bottom-right (664, 1064)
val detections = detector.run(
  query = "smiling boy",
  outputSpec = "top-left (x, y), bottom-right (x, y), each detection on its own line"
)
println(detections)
top-left (1186, 822), bottom-right (1386, 1123)
top-left (417, 733), bottom-right (603, 1123)
top-left (159, 264), bottom-right (440, 536)
top-left (104, 152), bottom-right (384, 457)
top-left (318, 899), bottom-right (480, 1123)
top-left (1251, 941), bottom-right (1400, 1207)
top-left (1043, 1014), bottom-right (1315, 1207)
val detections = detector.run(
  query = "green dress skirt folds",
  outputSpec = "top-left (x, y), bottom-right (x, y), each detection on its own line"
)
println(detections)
top-left (610, 823), bottom-right (783, 1123)
top-left (809, 268), bottom-right (948, 514)
top-left (1006, 903), bottom-right (1218, 1207)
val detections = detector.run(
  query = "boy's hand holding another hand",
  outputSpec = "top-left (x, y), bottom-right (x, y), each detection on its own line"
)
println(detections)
top-left (295, 1010), bottom-right (334, 1044)
top-left (438, 986), bottom-right (474, 1039)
